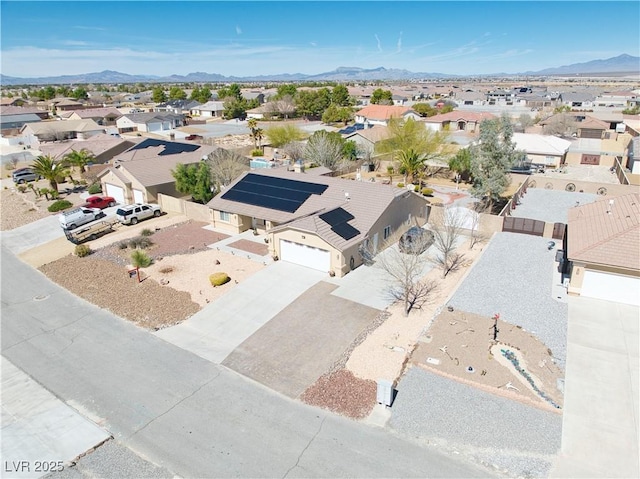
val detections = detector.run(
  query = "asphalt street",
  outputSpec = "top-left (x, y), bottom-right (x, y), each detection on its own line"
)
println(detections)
top-left (1, 246), bottom-right (496, 478)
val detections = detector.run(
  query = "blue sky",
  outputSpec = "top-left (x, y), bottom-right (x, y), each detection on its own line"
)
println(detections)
top-left (1, 1), bottom-right (639, 78)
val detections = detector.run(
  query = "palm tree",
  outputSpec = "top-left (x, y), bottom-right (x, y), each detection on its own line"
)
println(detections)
top-left (396, 148), bottom-right (426, 185)
top-left (63, 148), bottom-right (94, 175)
top-left (247, 118), bottom-right (260, 150)
top-left (31, 154), bottom-right (69, 192)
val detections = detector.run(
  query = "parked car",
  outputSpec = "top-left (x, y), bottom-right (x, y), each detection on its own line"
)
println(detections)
top-left (12, 168), bottom-right (42, 184)
top-left (58, 207), bottom-right (105, 230)
top-left (398, 226), bottom-right (435, 255)
top-left (83, 195), bottom-right (117, 209)
top-left (115, 203), bottom-right (162, 225)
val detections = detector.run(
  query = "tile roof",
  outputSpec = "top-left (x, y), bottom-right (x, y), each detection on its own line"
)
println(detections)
top-left (208, 167), bottom-right (411, 251)
top-left (512, 133), bottom-right (572, 155)
top-left (578, 117), bottom-right (610, 130)
top-left (38, 134), bottom-right (134, 160)
top-left (0, 105), bottom-right (46, 115)
top-left (422, 111), bottom-right (497, 123)
top-left (22, 119), bottom-right (103, 133)
top-left (346, 125), bottom-right (392, 143)
top-left (567, 192), bottom-right (640, 271)
top-left (70, 107), bottom-right (122, 119)
top-left (354, 105), bottom-right (414, 121)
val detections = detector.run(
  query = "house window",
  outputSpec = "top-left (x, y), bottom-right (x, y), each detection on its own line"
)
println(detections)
top-left (220, 211), bottom-right (231, 222)
top-left (383, 225), bottom-right (391, 239)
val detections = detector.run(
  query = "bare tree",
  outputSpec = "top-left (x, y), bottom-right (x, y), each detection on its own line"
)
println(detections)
top-left (205, 147), bottom-right (249, 193)
top-left (469, 201), bottom-right (491, 249)
top-left (276, 95), bottom-right (296, 119)
top-left (304, 131), bottom-right (347, 171)
top-left (543, 113), bottom-right (577, 137)
top-left (282, 141), bottom-right (306, 164)
top-left (429, 206), bottom-right (467, 278)
top-left (371, 224), bottom-right (438, 317)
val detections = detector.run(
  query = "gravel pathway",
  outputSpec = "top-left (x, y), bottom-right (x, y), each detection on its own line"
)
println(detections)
top-left (389, 367), bottom-right (562, 478)
top-left (510, 189), bottom-right (597, 224)
top-left (448, 232), bottom-right (568, 368)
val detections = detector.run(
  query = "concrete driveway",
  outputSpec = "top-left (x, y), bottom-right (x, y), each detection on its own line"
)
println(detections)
top-left (222, 281), bottom-right (380, 398)
top-left (550, 297), bottom-right (639, 478)
top-left (154, 261), bottom-right (326, 363)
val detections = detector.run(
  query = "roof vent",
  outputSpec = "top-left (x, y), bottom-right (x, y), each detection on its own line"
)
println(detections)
top-left (345, 192), bottom-right (350, 201)
top-left (606, 199), bottom-right (614, 214)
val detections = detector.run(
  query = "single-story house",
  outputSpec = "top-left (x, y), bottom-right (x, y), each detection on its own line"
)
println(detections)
top-left (154, 99), bottom-right (200, 115)
top-left (627, 136), bottom-right (640, 174)
top-left (595, 91), bottom-right (638, 108)
top-left (354, 105), bottom-right (420, 127)
top-left (344, 125), bottom-right (392, 158)
top-left (98, 138), bottom-right (218, 204)
top-left (190, 101), bottom-right (226, 118)
top-left (20, 119), bottom-right (104, 144)
top-left (241, 91), bottom-right (266, 104)
top-left (0, 105), bottom-right (50, 120)
top-left (423, 111), bottom-right (497, 133)
top-left (51, 99), bottom-right (85, 112)
top-left (559, 92), bottom-right (596, 109)
top-left (207, 167), bottom-right (430, 277)
top-left (512, 133), bottom-right (572, 168)
top-left (0, 113), bottom-right (42, 134)
top-left (565, 133), bottom-right (632, 168)
top-left (246, 104), bottom-right (270, 120)
top-left (66, 107), bottom-right (122, 126)
top-left (566, 192), bottom-right (640, 306)
top-left (576, 117), bottom-right (610, 139)
top-left (116, 112), bottom-right (185, 134)
top-left (38, 133), bottom-right (135, 164)
top-left (453, 90), bottom-right (486, 106)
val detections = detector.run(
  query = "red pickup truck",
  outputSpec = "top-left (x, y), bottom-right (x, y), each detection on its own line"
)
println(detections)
top-left (83, 195), bottom-right (117, 209)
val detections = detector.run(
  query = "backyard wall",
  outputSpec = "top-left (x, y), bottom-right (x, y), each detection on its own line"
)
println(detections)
top-left (157, 193), bottom-right (213, 222)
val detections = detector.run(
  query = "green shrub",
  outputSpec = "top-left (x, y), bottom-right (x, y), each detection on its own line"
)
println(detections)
top-left (48, 199), bottom-right (73, 212)
top-left (88, 183), bottom-right (102, 194)
top-left (118, 241), bottom-right (129, 250)
top-left (414, 185), bottom-right (420, 192)
top-left (421, 188), bottom-right (434, 196)
top-left (74, 244), bottom-right (92, 257)
top-left (17, 185), bottom-right (27, 193)
top-left (140, 228), bottom-right (154, 237)
top-left (131, 249), bottom-right (152, 268)
top-left (209, 272), bottom-right (230, 287)
top-left (250, 149), bottom-right (263, 157)
top-left (397, 182), bottom-right (405, 188)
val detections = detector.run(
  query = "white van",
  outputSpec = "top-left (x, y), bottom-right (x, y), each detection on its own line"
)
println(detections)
top-left (58, 207), bottom-right (104, 230)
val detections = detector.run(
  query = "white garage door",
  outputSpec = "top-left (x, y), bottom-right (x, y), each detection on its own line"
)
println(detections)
top-left (581, 270), bottom-right (640, 306)
top-left (133, 189), bottom-right (144, 204)
top-left (280, 240), bottom-right (330, 272)
top-left (105, 184), bottom-right (125, 204)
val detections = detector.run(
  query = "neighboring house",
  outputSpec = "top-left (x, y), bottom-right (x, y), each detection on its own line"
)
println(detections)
top-left (207, 168), bottom-right (429, 277)
top-left (0, 97), bottom-right (26, 107)
top-left (154, 99), bottom-right (200, 115)
top-left (565, 133), bottom-right (633, 168)
top-left (595, 91), bottom-right (638, 108)
top-left (38, 133), bottom-right (136, 164)
top-left (98, 138), bottom-right (217, 204)
top-left (0, 105), bottom-right (49, 120)
top-left (512, 133), bottom-right (572, 168)
top-left (0, 113), bottom-right (42, 134)
top-left (116, 112), bottom-right (185, 134)
top-left (246, 104), bottom-right (270, 120)
top-left (66, 107), bottom-right (122, 126)
top-left (485, 89), bottom-right (517, 105)
top-left (242, 91), bottom-right (266, 104)
top-left (344, 125), bottom-right (392, 158)
top-left (52, 99), bottom-right (85, 112)
top-left (566, 192), bottom-right (640, 306)
top-left (423, 111), bottom-right (497, 133)
top-left (453, 90), bottom-right (486, 106)
top-left (354, 105), bottom-right (420, 126)
top-left (627, 136), bottom-right (640, 174)
top-left (190, 101), bottom-right (226, 118)
top-left (391, 95), bottom-right (408, 106)
top-left (559, 92), bottom-right (596, 109)
top-left (20, 119), bottom-right (104, 143)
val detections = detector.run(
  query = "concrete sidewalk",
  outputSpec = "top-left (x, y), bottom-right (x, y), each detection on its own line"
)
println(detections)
top-left (154, 261), bottom-right (325, 363)
top-left (550, 297), bottom-right (639, 478)
top-left (1, 357), bottom-right (110, 479)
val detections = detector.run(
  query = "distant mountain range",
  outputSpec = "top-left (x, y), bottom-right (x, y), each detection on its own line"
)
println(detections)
top-left (1, 54), bottom-right (638, 86)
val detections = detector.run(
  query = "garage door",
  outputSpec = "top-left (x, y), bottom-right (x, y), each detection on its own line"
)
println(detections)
top-left (280, 240), bottom-right (330, 272)
top-left (105, 184), bottom-right (125, 204)
top-left (133, 189), bottom-right (144, 204)
top-left (581, 270), bottom-right (640, 306)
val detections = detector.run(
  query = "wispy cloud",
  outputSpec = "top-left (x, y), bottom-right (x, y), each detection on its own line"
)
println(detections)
top-left (310, 41), bottom-right (317, 47)
top-left (73, 25), bottom-right (106, 31)
top-left (396, 31), bottom-right (403, 53)
top-left (60, 40), bottom-right (89, 46)
top-left (374, 34), bottom-right (382, 52)
top-left (235, 25), bottom-right (242, 35)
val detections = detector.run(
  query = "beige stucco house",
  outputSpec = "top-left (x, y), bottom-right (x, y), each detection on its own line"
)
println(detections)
top-left (207, 168), bottom-right (430, 277)
top-left (566, 192), bottom-right (640, 306)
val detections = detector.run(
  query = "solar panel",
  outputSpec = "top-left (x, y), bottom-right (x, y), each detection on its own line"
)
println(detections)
top-left (320, 207), bottom-right (360, 241)
top-left (331, 223), bottom-right (360, 241)
top-left (220, 173), bottom-right (328, 213)
top-left (319, 208), bottom-right (354, 225)
top-left (129, 138), bottom-right (200, 156)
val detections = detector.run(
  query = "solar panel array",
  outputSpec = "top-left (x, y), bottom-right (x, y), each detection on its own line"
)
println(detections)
top-left (221, 173), bottom-right (329, 213)
top-left (129, 138), bottom-right (200, 156)
top-left (319, 207), bottom-right (361, 241)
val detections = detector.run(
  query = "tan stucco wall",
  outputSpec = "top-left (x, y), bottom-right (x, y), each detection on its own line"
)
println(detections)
top-left (568, 261), bottom-right (640, 296)
top-left (211, 210), bottom-right (248, 234)
top-left (271, 228), bottom-right (343, 275)
top-left (368, 191), bottom-right (430, 251)
top-left (100, 170), bottom-right (134, 204)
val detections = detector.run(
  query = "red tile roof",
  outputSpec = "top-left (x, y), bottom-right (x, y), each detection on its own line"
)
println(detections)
top-left (423, 111), bottom-right (497, 123)
top-left (567, 192), bottom-right (640, 271)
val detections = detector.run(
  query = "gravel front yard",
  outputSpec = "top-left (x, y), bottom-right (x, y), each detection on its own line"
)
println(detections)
top-left (448, 232), bottom-right (568, 368)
